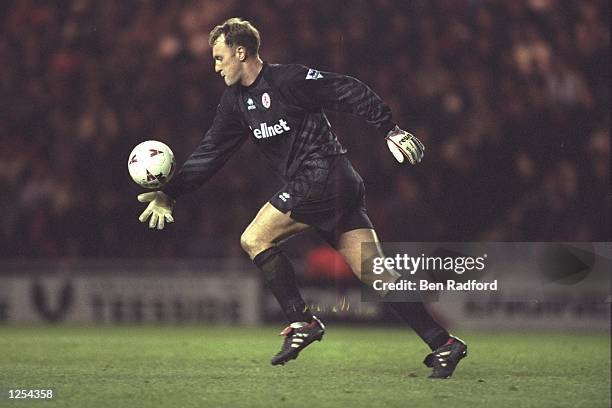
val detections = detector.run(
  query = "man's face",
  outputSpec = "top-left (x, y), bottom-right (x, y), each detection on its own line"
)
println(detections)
top-left (212, 34), bottom-right (242, 86)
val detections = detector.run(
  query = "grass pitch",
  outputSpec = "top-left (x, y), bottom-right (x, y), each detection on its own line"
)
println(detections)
top-left (1, 325), bottom-right (609, 408)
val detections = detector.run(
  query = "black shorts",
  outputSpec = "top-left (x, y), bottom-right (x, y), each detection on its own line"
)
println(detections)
top-left (269, 155), bottom-right (373, 242)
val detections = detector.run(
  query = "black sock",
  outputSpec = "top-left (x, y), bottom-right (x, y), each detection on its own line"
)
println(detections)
top-left (387, 302), bottom-right (450, 350)
top-left (253, 246), bottom-right (313, 323)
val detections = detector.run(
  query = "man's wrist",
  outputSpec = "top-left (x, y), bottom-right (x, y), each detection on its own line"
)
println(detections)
top-left (160, 191), bottom-right (176, 206)
top-left (380, 121), bottom-right (396, 137)
top-left (160, 187), bottom-right (178, 202)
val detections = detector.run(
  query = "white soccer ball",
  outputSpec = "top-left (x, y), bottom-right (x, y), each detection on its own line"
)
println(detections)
top-left (127, 140), bottom-right (176, 189)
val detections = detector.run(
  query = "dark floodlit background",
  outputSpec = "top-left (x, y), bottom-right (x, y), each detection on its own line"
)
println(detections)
top-left (0, 2), bottom-right (609, 406)
top-left (1, 0), bottom-right (609, 259)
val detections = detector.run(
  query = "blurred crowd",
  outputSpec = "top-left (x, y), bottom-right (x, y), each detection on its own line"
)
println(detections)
top-left (1, 0), bottom-right (609, 259)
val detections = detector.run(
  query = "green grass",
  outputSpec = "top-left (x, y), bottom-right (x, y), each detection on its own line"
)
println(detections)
top-left (0, 325), bottom-right (609, 408)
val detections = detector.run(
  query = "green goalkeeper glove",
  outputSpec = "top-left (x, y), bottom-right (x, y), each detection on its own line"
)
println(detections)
top-left (385, 126), bottom-right (425, 165)
top-left (138, 191), bottom-right (175, 230)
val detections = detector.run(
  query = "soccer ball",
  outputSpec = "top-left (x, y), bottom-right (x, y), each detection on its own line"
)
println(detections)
top-left (127, 140), bottom-right (176, 189)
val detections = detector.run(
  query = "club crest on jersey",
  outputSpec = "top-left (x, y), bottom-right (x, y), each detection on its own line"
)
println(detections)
top-left (261, 92), bottom-right (271, 109)
top-left (306, 69), bottom-right (323, 80)
top-left (246, 98), bottom-right (256, 110)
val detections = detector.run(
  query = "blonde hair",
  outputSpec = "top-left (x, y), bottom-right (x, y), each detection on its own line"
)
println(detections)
top-left (209, 17), bottom-right (261, 56)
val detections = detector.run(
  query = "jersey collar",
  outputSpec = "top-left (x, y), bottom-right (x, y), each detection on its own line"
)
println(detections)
top-left (241, 61), bottom-right (267, 90)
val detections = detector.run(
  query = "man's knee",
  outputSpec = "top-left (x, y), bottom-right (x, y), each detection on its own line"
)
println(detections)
top-left (239, 229), bottom-right (256, 255)
top-left (240, 228), bottom-right (270, 258)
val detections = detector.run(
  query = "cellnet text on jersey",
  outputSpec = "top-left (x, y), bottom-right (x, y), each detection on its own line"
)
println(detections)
top-left (250, 119), bottom-right (291, 139)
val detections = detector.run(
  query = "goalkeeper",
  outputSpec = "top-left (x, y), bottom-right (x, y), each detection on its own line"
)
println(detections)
top-left (138, 17), bottom-right (467, 378)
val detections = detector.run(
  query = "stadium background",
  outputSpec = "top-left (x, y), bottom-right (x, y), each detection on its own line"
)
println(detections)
top-left (0, 1), bottom-right (609, 407)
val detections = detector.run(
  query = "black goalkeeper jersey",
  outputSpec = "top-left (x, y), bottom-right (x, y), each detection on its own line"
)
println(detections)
top-left (162, 62), bottom-right (396, 199)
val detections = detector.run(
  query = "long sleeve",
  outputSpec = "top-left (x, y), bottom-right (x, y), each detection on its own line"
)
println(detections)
top-left (283, 65), bottom-right (396, 136)
top-left (162, 90), bottom-right (247, 199)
